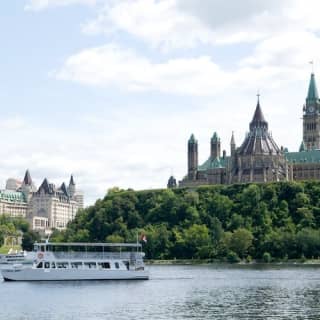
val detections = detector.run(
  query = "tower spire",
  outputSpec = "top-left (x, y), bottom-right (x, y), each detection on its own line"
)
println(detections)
top-left (230, 131), bottom-right (236, 156)
top-left (211, 132), bottom-right (221, 159)
top-left (188, 134), bottom-right (198, 180)
top-left (230, 131), bottom-right (235, 145)
top-left (69, 174), bottom-right (75, 186)
top-left (306, 72), bottom-right (319, 104)
top-left (303, 71), bottom-right (320, 150)
top-left (250, 95), bottom-right (268, 131)
top-left (23, 169), bottom-right (32, 185)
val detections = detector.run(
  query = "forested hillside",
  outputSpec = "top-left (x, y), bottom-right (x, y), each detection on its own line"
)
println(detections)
top-left (53, 182), bottom-right (320, 262)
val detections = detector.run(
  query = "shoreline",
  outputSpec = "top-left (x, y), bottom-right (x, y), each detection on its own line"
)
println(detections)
top-left (146, 259), bottom-right (320, 266)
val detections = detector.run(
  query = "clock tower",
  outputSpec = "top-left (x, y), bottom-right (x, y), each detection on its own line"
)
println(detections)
top-left (303, 73), bottom-right (320, 150)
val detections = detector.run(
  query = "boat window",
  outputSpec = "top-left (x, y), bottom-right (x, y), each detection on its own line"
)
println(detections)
top-left (57, 262), bottom-right (69, 269)
top-left (115, 262), bottom-right (120, 269)
top-left (98, 262), bottom-right (110, 269)
top-left (71, 262), bottom-right (83, 269)
top-left (44, 262), bottom-right (50, 269)
top-left (51, 262), bottom-right (56, 269)
top-left (37, 262), bottom-right (43, 269)
top-left (84, 262), bottom-right (96, 269)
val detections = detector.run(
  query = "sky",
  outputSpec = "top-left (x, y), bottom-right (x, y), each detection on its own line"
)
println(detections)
top-left (0, 0), bottom-right (320, 205)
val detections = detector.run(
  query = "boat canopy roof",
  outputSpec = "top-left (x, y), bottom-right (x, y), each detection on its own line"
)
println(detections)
top-left (34, 242), bottom-right (142, 248)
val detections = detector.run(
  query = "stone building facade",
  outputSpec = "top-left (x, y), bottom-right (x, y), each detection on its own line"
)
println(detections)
top-left (175, 73), bottom-right (320, 188)
top-left (0, 170), bottom-right (83, 234)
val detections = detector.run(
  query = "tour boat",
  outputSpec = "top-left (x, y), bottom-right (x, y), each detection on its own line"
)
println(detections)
top-left (0, 250), bottom-right (36, 265)
top-left (1, 242), bottom-right (149, 281)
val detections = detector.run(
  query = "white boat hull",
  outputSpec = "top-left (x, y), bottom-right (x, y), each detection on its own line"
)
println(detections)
top-left (2, 268), bottom-right (149, 281)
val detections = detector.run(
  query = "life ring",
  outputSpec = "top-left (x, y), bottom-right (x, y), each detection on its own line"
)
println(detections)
top-left (37, 252), bottom-right (44, 259)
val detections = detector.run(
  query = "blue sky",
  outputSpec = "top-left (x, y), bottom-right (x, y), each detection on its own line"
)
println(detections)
top-left (1, 0), bottom-right (320, 204)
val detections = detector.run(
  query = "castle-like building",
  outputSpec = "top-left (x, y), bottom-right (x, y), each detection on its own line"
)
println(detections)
top-left (0, 170), bottom-right (83, 234)
top-left (169, 73), bottom-right (320, 188)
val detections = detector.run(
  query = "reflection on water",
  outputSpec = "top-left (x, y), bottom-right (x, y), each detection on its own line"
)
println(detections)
top-left (1, 264), bottom-right (320, 319)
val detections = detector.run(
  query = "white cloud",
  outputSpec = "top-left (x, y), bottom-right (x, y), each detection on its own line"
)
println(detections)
top-left (0, 116), bottom-right (26, 130)
top-left (55, 44), bottom-right (229, 95)
top-left (82, 0), bottom-right (320, 49)
top-left (241, 32), bottom-right (320, 69)
top-left (25, 0), bottom-right (96, 11)
top-left (54, 39), bottom-right (320, 97)
top-left (83, 0), bottom-right (215, 50)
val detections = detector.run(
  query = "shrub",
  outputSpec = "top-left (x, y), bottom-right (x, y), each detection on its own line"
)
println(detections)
top-left (262, 252), bottom-right (272, 263)
top-left (227, 251), bottom-right (241, 263)
top-left (299, 254), bottom-right (307, 263)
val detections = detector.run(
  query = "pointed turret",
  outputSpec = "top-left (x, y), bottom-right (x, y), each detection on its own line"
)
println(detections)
top-left (60, 182), bottom-right (69, 196)
top-left (210, 131), bottom-right (221, 159)
top-left (238, 97), bottom-right (280, 156)
top-left (68, 175), bottom-right (76, 197)
top-left (188, 134), bottom-right (197, 144)
top-left (69, 175), bottom-right (75, 186)
top-left (230, 131), bottom-right (236, 156)
top-left (250, 96), bottom-right (268, 131)
top-left (299, 141), bottom-right (306, 152)
top-left (188, 134), bottom-right (198, 180)
top-left (23, 169), bottom-right (32, 186)
top-left (38, 178), bottom-right (52, 194)
top-left (167, 176), bottom-right (177, 189)
top-left (306, 73), bottom-right (319, 105)
top-left (303, 73), bottom-right (320, 150)
top-left (20, 169), bottom-right (36, 200)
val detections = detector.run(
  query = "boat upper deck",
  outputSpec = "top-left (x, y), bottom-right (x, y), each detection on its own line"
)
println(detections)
top-left (34, 242), bottom-right (142, 249)
top-left (33, 242), bottom-right (145, 261)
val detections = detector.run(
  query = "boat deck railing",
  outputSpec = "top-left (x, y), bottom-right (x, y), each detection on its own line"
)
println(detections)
top-left (52, 251), bottom-right (143, 260)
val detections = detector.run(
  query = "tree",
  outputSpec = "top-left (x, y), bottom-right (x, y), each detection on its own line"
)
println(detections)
top-left (21, 231), bottom-right (40, 251)
top-left (106, 234), bottom-right (124, 243)
top-left (183, 224), bottom-right (211, 259)
top-left (55, 180), bottom-right (320, 261)
top-left (230, 228), bottom-right (253, 258)
top-left (296, 228), bottom-right (320, 258)
top-left (0, 231), bottom-right (4, 247)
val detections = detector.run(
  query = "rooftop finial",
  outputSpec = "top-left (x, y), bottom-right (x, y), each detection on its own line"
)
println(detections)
top-left (257, 90), bottom-right (260, 104)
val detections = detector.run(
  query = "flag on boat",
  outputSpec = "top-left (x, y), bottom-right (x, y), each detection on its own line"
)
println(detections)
top-left (140, 234), bottom-right (147, 243)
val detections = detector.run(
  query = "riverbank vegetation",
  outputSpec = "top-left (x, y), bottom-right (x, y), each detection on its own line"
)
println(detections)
top-left (0, 215), bottom-right (40, 252)
top-left (52, 181), bottom-right (320, 262)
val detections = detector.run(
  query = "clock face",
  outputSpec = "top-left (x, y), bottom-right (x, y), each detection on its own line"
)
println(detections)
top-left (308, 106), bottom-right (315, 113)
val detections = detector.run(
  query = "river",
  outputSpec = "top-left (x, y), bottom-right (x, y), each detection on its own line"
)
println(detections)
top-left (1, 264), bottom-right (320, 319)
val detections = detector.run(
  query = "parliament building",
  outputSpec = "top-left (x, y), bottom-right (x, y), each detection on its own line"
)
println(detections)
top-left (168, 73), bottom-right (320, 188)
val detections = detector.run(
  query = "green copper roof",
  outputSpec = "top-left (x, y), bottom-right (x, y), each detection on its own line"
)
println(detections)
top-left (299, 141), bottom-right (306, 152)
top-left (306, 73), bottom-right (319, 104)
top-left (198, 156), bottom-right (229, 171)
top-left (285, 149), bottom-right (320, 163)
top-left (0, 190), bottom-right (26, 203)
top-left (188, 134), bottom-right (197, 144)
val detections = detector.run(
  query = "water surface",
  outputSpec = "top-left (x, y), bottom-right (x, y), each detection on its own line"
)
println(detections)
top-left (1, 264), bottom-right (320, 319)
